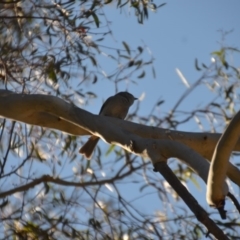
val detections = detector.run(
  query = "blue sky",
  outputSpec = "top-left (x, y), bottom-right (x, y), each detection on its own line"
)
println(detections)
top-left (84, 0), bottom-right (240, 130)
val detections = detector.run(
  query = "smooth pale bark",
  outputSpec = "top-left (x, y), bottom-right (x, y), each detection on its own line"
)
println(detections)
top-left (2, 90), bottom-right (240, 160)
top-left (207, 111), bottom-right (240, 207)
top-left (0, 89), bottom-right (239, 186)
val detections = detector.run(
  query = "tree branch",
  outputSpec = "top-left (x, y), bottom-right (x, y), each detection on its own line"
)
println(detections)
top-left (0, 164), bottom-right (143, 199)
top-left (154, 162), bottom-right (229, 240)
top-left (207, 111), bottom-right (240, 208)
top-left (1, 89), bottom-right (240, 160)
top-left (0, 89), bottom-right (240, 186)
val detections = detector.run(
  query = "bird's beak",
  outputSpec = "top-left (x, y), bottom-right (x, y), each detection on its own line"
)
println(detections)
top-left (134, 97), bottom-right (138, 100)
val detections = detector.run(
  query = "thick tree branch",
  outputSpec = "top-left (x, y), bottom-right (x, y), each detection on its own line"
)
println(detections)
top-left (0, 90), bottom-right (240, 186)
top-left (2, 89), bottom-right (240, 160)
top-left (207, 111), bottom-right (240, 208)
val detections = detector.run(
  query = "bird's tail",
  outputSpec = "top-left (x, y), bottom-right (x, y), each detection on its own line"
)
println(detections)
top-left (79, 136), bottom-right (99, 159)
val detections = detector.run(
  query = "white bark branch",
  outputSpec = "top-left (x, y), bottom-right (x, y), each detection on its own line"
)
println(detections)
top-left (207, 111), bottom-right (240, 207)
top-left (1, 89), bottom-right (240, 157)
top-left (0, 90), bottom-right (239, 187)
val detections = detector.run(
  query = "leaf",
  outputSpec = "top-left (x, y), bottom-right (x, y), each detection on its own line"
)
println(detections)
top-left (93, 75), bottom-right (98, 84)
top-left (76, 91), bottom-right (85, 97)
top-left (119, 0), bottom-right (128, 8)
top-left (0, 199), bottom-right (9, 209)
top-left (86, 158), bottom-right (91, 169)
top-left (149, 3), bottom-right (157, 11)
top-left (226, 47), bottom-right (240, 53)
top-left (138, 12), bottom-right (143, 24)
top-left (131, 0), bottom-right (139, 8)
top-left (89, 56), bottom-right (97, 66)
top-left (119, 54), bottom-right (130, 59)
top-left (210, 102), bottom-right (221, 108)
top-left (117, 0), bottom-right (122, 7)
top-left (157, 100), bottom-right (164, 106)
top-left (88, 218), bottom-right (102, 229)
top-left (86, 92), bottom-right (97, 98)
top-left (105, 144), bottom-right (115, 156)
top-left (225, 85), bottom-right (234, 99)
top-left (158, 3), bottom-right (167, 8)
top-left (212, 48), bottom-right (227, 67)
top-left (44, 183), bottom-right (50, 195)
top-left (223, 61), bottom-right (229, 69)
top-left (49, 70), bottom-right (57, 82)
top-left (194, 58), bottom-right (201, 71)
top-left (211, 50), bottom-right (222, 57)
top-left (143, 60), bottom-right (153, 65)
top-left (138, 46), bottom-right (143, 53)
top-left (143, 6), bottom-right (148, 19)
top-left (189, 174), bottom-right (201, 189)
top-left (128, 59), bottom-right (134, 67)
top-left (152, 66), bottom-right (156, 78)
top-left (140, 184), bottom-right (149, 192)
top-left (122, 41), bottom-right (130, 55)
top-left (202, 63), bottom-right (208, 68)
top-left (46, 64), bottom-right (57, 83)
top-left (91, 12), bottom-right (100, 28)
top-left (96, 37), bottom-right (104, 42)
top-left (30, 49), bottom-right (38, 55)
top-left (60, 192), bottom-right (66, 204)
top-left (137, 71), bottom-right (145, 78)
top-left (134, 60), bottom-right (142, 67)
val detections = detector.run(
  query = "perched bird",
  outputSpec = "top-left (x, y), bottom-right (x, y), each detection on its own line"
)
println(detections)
top-left (79, 92), bottom-right (137, 159)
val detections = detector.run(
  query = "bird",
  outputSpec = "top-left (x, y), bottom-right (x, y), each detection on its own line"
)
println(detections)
top-left (79, 91), bottom-right (137, 159)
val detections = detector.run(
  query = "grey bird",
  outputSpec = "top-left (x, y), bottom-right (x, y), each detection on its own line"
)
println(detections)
top-left (79, 92), bottom-right (137, 159)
